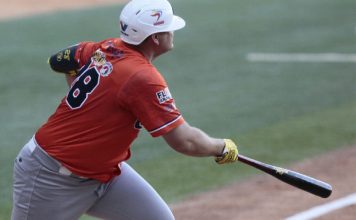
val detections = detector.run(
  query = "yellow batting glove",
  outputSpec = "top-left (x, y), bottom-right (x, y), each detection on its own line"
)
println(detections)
top-left (215, 139), bottom-right (238, 164)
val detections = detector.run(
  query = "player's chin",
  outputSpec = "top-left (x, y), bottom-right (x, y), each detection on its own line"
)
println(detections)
top-left (167, 44), bottom-right (174, 51)
top-left (160, 45), bottom-right (174, 55)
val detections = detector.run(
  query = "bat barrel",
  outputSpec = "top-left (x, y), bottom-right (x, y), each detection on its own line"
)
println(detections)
top-left (238, 154), bottom-right (332, 198)
top-left (286, 170), bottom-right (332, 198)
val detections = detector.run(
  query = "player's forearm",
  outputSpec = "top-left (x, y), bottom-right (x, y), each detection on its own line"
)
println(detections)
top-left (163, 123), bottom-right (225, 157)
top-left (180, 126), bottom-right (224, 156)
top-left (65, 75), bottom-right (76, 87)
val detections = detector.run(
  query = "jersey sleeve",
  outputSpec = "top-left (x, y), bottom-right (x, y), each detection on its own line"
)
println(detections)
top-left (48, 44), bottom-right (79, 75)
top-left (74, 41), bottom-right (101, 68)
top-left (121, 68), bottom-right (185, 137)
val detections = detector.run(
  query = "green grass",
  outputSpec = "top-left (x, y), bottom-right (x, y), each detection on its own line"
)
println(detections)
top-left (1, 0), bottom-right (356, 219)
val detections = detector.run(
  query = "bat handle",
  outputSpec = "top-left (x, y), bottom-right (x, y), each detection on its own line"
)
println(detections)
top-left (238, 154), bottom-right (271, 171)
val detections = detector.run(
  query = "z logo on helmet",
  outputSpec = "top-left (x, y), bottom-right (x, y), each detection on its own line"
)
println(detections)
top-left (151, 10), bottom-right (164, 26)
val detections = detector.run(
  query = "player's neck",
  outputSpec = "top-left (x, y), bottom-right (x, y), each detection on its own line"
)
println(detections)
top-left (124, 43), bottom-right (155, 62)
top-left (137, 47), bottom-right (156, 62)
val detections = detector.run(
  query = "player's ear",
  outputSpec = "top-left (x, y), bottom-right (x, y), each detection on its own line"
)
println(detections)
top-left (151, 34), bottom-right (160, 45)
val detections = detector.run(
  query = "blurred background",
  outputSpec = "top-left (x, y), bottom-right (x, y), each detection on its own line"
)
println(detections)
top-left (0, 0), bottom-right (355, 219)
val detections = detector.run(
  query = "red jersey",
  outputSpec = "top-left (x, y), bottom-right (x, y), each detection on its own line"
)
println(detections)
top-left (35, 38), bottom-right (184, 182)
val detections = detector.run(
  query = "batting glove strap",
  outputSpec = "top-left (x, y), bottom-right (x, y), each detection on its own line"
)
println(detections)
top-left (215, 139), bottom-right (238, 164)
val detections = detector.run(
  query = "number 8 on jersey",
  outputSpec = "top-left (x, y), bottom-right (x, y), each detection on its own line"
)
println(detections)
top-left (66, 66), bottom-right (100, 109)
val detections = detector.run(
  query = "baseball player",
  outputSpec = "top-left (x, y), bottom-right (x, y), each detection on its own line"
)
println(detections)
top-left (11, 0), bottom-right (238, 219)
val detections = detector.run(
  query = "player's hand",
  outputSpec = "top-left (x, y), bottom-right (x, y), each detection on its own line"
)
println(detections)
top-left (215, 139), bottom-right (238, 164)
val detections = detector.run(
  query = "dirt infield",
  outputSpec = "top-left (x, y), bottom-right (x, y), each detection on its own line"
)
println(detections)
top-left (2, 1), bottom-right (355, 219)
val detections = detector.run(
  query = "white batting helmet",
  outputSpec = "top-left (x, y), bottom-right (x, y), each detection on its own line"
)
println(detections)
top-left (119, 0), bottom-right (186, 45)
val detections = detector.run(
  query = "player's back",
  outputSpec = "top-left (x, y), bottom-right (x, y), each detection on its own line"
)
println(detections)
top-left (35, 38), bottom-right (157, 181)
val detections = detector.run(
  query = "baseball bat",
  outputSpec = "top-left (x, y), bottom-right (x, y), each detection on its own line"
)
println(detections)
top-left (237, 154), bottom-right (332, 198)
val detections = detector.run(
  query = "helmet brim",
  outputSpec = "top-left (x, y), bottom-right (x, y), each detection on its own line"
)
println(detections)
top-left (165, 15), bottom-right (186, 32)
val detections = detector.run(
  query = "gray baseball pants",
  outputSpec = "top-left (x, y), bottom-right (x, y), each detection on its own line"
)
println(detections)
top-left (12, 137), bottom-right (174, 220)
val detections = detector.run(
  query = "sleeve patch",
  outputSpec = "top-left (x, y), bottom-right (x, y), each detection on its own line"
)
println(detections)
top-left (156, 88), bottom-right (172, 104)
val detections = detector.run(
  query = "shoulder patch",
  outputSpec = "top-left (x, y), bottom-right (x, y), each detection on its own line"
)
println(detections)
top-left (91, 49), bottom-right (113, 77)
